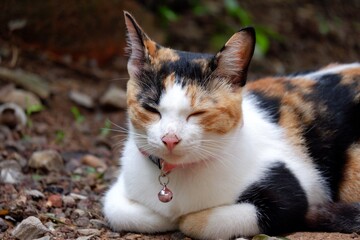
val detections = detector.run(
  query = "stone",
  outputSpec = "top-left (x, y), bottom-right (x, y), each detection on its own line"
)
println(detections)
top-left (34, 236), bottom-right (51, 240)
top-left (89, 219), bottom-right (107, 229)
top-left (69, 90), bottom-right (94, 109)
top-left (0, 102), bottom-right (27, 129)
top-left (0, 217), bottom-right (8, 232)
top-left (99, 85), bottom-right (127, 109)
top-left (76, 235), bottom-right (95, 240)
top-left (72, 209), bottom-right (86, 218)
top-left (81, 154), bottom-right (107, 169)
top-left (0, 160), bottom-right (24, 183)
top-left (0, 68), bottom-right (50, 99)
top-left (75, 216), bottom-right (90, 227)
top-left (77, 228), bottom-right (101, 236)
top-left (25, 189), bottom-right (45, 199)
top-left (46, 194), bottom-right (63, 208)
top-left (0, 85), bottom-right (42, 110)
top-left (70, 192), bottom-right (87, 200)
top-left (12, 216), bottom-right (49, 240)
top-left (62, 195), bottom-right (76, 207)
top-left (28, 150), bottom-right (64, 172)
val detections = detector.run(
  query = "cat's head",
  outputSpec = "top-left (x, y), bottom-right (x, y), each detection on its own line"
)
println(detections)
top-left (124, 11), bottom-right (255, 165)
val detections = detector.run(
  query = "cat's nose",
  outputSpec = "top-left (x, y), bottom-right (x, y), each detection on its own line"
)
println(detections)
top-left (161, 133), bottom-right (181, 151)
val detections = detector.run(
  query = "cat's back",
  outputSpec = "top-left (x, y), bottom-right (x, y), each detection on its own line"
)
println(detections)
top-left (246, 62), bottom-right (360, 201)
top-left (246, 63), bottom-right (360, 122)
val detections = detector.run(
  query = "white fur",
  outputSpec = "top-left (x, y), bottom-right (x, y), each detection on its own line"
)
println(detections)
top-left (296, 62), bottom-right (360, 80)
top-left (201, 204), bottom-right (260, 238)
top-left (103, 83), bottom-right (329, 239)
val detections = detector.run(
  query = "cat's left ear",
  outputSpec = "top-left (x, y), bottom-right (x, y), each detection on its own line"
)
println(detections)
top-left (212, 27), bottom-right (255, 87)
top-left (124, 11), bottom-right (158, 78)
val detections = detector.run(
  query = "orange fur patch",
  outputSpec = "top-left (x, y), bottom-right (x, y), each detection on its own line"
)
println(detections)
top-left (144, 39), bottom-right (157, 58)
top-left (127, 79), bottom-right (159, 130)
top-left (163, 72), bottom-right (176, 90)
top-left (190, 84), bottom-right (242, 134)
top-left (179, 208), bottom-right (212, 238)
top-left (339, 143), bottom-right (360, 203)
top-left (247, 77), bottom-right (318, 152)
top-left (149, 47), bottom-right (180, 68)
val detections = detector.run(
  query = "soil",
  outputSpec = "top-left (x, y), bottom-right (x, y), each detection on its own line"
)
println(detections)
top-left (0, 1), bottom-right (359, 240)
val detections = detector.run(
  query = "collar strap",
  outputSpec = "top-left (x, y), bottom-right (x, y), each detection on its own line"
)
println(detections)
top-left (139, 148), bottom-right (176, 173)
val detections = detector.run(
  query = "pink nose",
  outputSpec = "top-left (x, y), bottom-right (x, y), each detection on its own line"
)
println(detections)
top-left (161, 134), bottom-right (181, 151)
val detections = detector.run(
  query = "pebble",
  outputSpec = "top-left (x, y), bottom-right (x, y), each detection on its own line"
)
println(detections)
top-left (25, 189), bottom-right (45, 199)
top-left (77, 228), bottom-right (101, 236)
top-left (0, 86), bottom-right (41, 110)
top-left (0, 102), bottom-right (27, 129)
top-left (76, 235), bottom-right (95, 240)
top-left (62, 195), bottom-right (76, 207)
top-left (34, 236), bottom-right (51, 240)
top-left (28, 150), bottom-right (64, 172)
top-left (70, 192), bottom-right (88, 200)
top-left (81, 154), bottom-right (107, 169)
top-left (0, 217), bottom-right (8, 232)
top-left (72, 209), bottom-right (86, 218)
top-left (12, 216), bottom-right (49, 240)
top-left (99, 85), bottom-right (127, 109)
top-left (106, 231), bottom-right (122, 238)
top-left (44, 221), bottom-right (56, 231)
top-left (75, 216), bottom-right (90, 228)
top-left (69, 90), bottom-right (94, 109)
top-left (123, 233), bottom-right (143, 240)
top-left (46, 194), bottom-right (63, 208)
top-left (90, 219), bottom-right (107, 229)
top-left (0, 159), bottom-right (24, 183)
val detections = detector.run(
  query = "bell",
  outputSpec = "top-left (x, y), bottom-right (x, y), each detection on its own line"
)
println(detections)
top-left (158, 186), bottom-right (173, 203)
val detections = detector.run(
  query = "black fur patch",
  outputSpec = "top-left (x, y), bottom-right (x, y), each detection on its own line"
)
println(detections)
top-left (251, 91), bottom-right (281, 123)
top-left (302, 73), bottom-right (360, 200)
top-left (136, 68), bottom-right (163, 108)
top-left (160, 51), bottom-right (213, 87)
top-left (135, 51), bottom-right (214, 107)
top-left (307, 202), bottom-right (360, 232)
top-left (237, 162), bottom-right (308, 234)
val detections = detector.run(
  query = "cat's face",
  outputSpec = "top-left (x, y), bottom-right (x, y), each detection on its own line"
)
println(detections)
top-left (124, 12), bottom-right (255, 165)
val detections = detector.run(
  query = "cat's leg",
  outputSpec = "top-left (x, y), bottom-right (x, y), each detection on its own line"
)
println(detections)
top-left (179, 203), bottom-right (260, 239)
top-left (180, 162), bottom-right (309, 239)
top-left (103, 178), bottom-right (177, 233)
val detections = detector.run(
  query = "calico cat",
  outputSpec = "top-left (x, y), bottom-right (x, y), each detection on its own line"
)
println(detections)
top-left (103, 11), bottom-right (360, 239)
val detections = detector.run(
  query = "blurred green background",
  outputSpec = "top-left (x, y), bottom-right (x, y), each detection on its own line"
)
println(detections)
top-left (1, 0), bottom-right (359, 76)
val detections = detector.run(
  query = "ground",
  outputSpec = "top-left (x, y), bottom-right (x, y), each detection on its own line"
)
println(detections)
top-left (0, 1), bottom-right (359, 240)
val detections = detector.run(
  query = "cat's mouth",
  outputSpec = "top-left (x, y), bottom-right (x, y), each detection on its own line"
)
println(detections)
top-left (139, 147), bottom-right (202, 170)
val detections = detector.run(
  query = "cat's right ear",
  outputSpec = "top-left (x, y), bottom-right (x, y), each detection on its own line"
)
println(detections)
top-left (124, 11), bottom-right (157, 78)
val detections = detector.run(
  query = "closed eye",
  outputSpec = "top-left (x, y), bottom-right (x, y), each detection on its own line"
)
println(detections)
top-left (187, 111), bottom-right (206, 121)
top-left (143, 104), bottom-right (161, 117)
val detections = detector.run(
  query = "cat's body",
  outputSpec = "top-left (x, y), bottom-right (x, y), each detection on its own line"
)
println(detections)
top-left (103, 12), bottom-right (360, 239)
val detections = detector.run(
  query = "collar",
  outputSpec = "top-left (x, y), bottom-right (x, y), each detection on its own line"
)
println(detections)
top-left (139, 148), bottom-right (177, 174)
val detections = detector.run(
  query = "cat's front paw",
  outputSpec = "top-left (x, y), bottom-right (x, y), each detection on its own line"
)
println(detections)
top-left (179, 204), bottom-right (260, 240)
top-left (179, 210), bottom-right (212, 240)
top-left (103, 180), bottom-right (177, 233)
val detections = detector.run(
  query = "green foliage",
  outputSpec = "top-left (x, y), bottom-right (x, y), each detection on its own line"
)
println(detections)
top-left (26, 103), bottom-right (44, 116)
top-left (71, 106), bottom-right (85, 124)
top-left (155, 0), bottom-right (280, 57)
top-left (158, 5), bottom-right (178, 24)
top-left (100, 118), bottom-right (111, 137)
top-left (26, 103), bottom-right (44, 128)
top-left (55, 130), bottom-right (65, 143)
top-left (252, 234), bottom-right (290, 240)
top-left (223, 0), bottom-right (280, 57)
top-left (32, 173), bottom-right (43, 181)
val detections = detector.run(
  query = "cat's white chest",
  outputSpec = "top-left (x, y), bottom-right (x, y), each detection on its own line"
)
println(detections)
top-left (121, 137), bottom-right (262, 220)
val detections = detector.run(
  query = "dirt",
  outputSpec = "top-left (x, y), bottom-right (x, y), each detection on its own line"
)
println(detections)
top-left (0, 1), bottom-right (359, 240)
